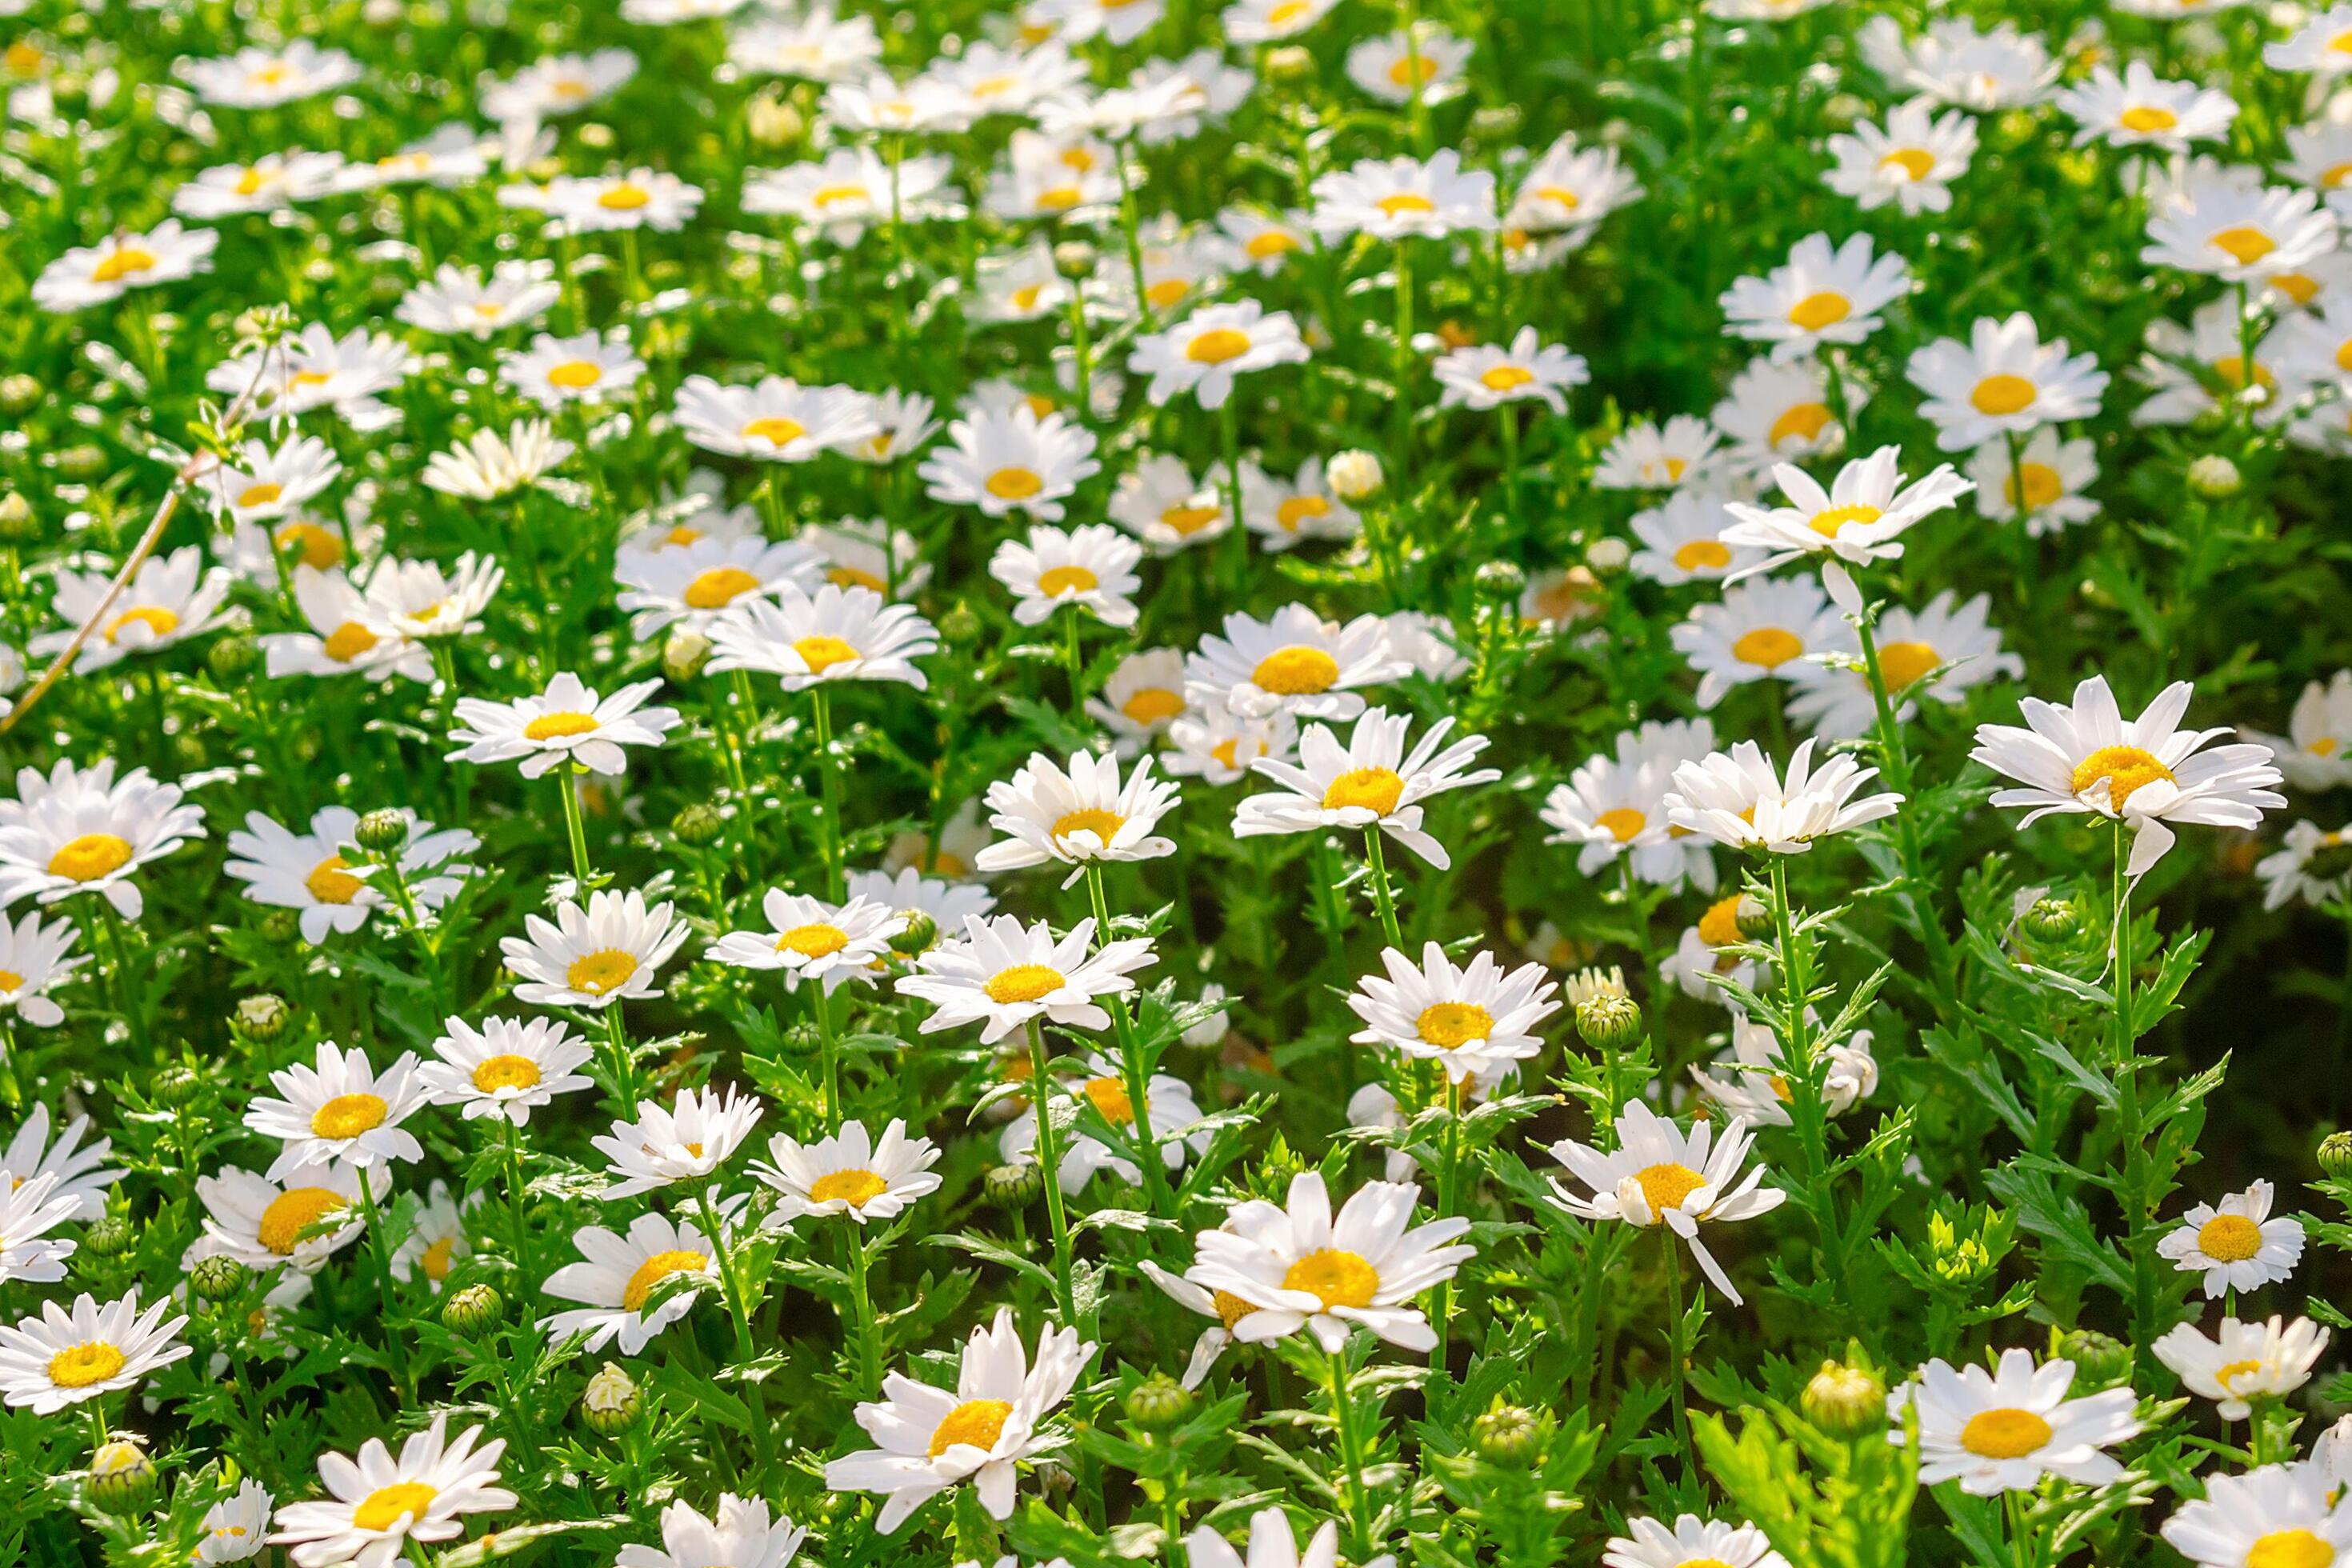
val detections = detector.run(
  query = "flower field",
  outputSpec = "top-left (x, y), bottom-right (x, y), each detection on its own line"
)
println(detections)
top-left (8, 0), bottom-right (2352, 1562)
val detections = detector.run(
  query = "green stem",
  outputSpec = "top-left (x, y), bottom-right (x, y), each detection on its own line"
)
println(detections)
top-left (1085, 866), bottom-right (1171, 1217)
top-left (1661, 1226), bottom-right (1691, 1467)
top-left (1025, 1018), bottom-right (1082, 1326)
top-left (811, 981), bottom-right (840, 1130)
top-left (1062, 606), bottom-right (1088, 721)
top-left (1363, 827), bottom-right (1406, 949)
top-left (695, 1184), bottom-right (758, 1365)
top-left (1428, 1073), bottom-right (1464, 1375)
top-left (1325, 1344), bottom-right (1376, 1557)
top-left (810, 687), bottom-right (845, 900)
top-left (601, 1005), bottom-right (642, 1116)
top-left (557, 765), bottom-right (592, 886)
top-left (842, 1218), bottom-right (883, 1397)
top-left (357, 1176), bottom-right (414, 1406)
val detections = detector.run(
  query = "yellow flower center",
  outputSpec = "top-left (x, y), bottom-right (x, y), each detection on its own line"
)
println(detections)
top-left (741, 415), bottom-right (806, 446)
top-left (1673, 539), bottom-right (1732, 573)
top-left (811, 182), bottom-right (868, 208)
top-left (621, 1248), bottom-right (708, 1311)
top-left (1877, 641), bottom-right (1940, 692)
top-left (1210, 739), bottom-right (1242, 770)
top-left (1786, 291), bottom-right (1851, 331)
top-left (566, 950), bottom-right (639, 996)
top-left (1386, 54), bottom-right (1438, 86)
top-left (1596, 806), bottom-right (1646, 842)
top-left (1051, 808), bottom-right (1126, 846)
top-left (91, 247), bottom-right (158, 284)
top-left (684, 566), bottom-right (761, 609)
top-left (2006, 462), bottom-right (2063, 510)
top-left (0, 969), bottom-right (22, 992)
top-left (1534, 183), bottom-right (1582, 208)
top-left (1082, 1074), bottom-right (1135, 1124)
top-left (597, 183), bottom-right (650, 211)
top-left (1321, 766), bottom-right (1406, 816)
top-left (1878, 147), bottom-right (1935, 181)
top-left (306, 854), bottom-right (365, 905)
top-left (1416, 1001), bottom-right (1494, 1050)
top-left (324, 621), bottom-right (381, 662)
top-left (1245, 230), bottom-right (1299, 259)
top-left (274, 521), bottom-right (344, 569)
top-left (1481, 365), bottom-right (1535, 393)
top-left (1970, 374), bottom-right (2038, 416)
top-left (1633, 1162), bottom-right (1706, 1214)
top-left (1146, 278), bottom-right (1193, 310)
top-left (472, 1054), bottom-right (542, 1093)
top-left (2119, 104), bottom-right (2178, 134)
top-left (827, 565), bottom-right (887, 592)
top-left (1275, 495), bottom-right (1330, 530)
top-left (105, 605), bottom-right (179, 643)
top-left (1809, 502), bottom-right (1884, 538)
top-left (1375, 192), bottom-right (1436, 216)
top-left (352, 1481), bottom-right (442, 1534)
top-left (778, 922), bottom-right (850, 958)
top-left (1036, 185), bottom-right (1084, 211)
top-left (2275, 273), bottom-right (2321, 306)
top-left (258, 1186), bottom-right (348, 1254)
top-left (1768, 402), bottom-right (1834, 448)
top-left (986, 964), bottom-right (1065, 1004)
top-left (310, 1092), bottom-right (388, 1140)
top-left (1159, 503), bottom-right (1222, 536)
top-left (1122, 688), bottom-right (1185, 726)
top-left (1252, 646), bottom-right (1341, 695)
top-left (522, 710), bottom-right (598, 741)
top-left (421, 1235), bottom-right (457, 1281)
top-left (2210, 225), bottom-right (2278, 266)
top-left (233, 167), bottom-right (272, 197)
top-left (46, 1342), bottom-right (126, 1389)
top-left (929, 1398), bottom-right (1014, 1457)
top-left (1037, 564), bottom-right (1099, 596)
top-left (810, 1168), bottom-right (890, 1206)
top-left (1731, 626), bottom-right (1803, 669)
top-left (1958, 1407), bottom-right (2053, 1459)
top-left (546, 360), bottom-right (602, 390)
top-left (1213, 1289), bottom-right (1255, 1328)
top-left (2214, 1357), bottom-right (2266, 1391)
top-left (2069, 745), bottom-right (2175, 808)
top-left (47, 834), bottom-right (134, 883)
top-left (1282, 1247), bottom-right (1380, 1310)
top-left (986, 466), bottom-right (1044, 500)
top-left (2247, 1530), bottom-right (2335, 1568)
top-left (792, 634), bottom-right (860, 674)
top-left (1186, 327), bottom-right (1254, 365)
top-left (2214, 354), bottom-right (2275, 391)
top-left (1698, 894), bottom-right (1745, 948)
top-left (2197, 1212), bottom-right (2263, 1262)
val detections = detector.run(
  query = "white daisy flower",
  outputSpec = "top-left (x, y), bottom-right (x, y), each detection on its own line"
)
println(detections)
top-left (1222, 0), bottom-right (1339, 42)
top-left (1822, 101), bottom-right (1976, 216)
top-left (753, 1118), bottom-right (942, 1227)
top-left (500, 330), bottom-right (645, 409)
top-left (3, 1106), bottom-right (122, 1223)
top-left (0, 757), bottom-right (206, 922)
top-left (1188, 1170), bottom-right (1474, 1353)
top-left (2246, 672), bottom-right (2352, 790)
top-left (803, 518), bottom-right (931, 598)
top-left (1110, 454), bottom-right (1232, 554)
top-left (1664, 901), bottom-right (1767, 1006)
top-left (390, 1179), bottom-right (479, 1290)
top-left (175, 41), bottom-right (361, 106)
top-left (1718, 232), bottom-right (1912, 363)
top-left (1381, 610), bottom-right (1471, 683)
top-left (1138, 1254), bottom-right (1254, 1390)
top-left (1237, 457), bottom-right (1358, 550)
top-left (1542, 719), bottom-right (1722, 892)
top-left (618, 1495), bottom-right (809, 1568)
top-left (1122, 49), bottom-right (1251, 145)
top-left (2133, 299), bottom-right (2294, 429)
top-left (1310, 150), bottom-right (1497, 242)
top-left (1127, 301), bottom-right (1310, 410)
top-left (707, 582), bottom-right (939, 690)
top-left (0, 1290), bottom-right (190, 1414)
top-left (1690, 1011), bottom-right (1877, 1126)
top-left (1970, 674), bottom-right (2287, 874)
top-left (1904, 314), bottom-right (2110, 453)
top-left (1670, 574), bottom-right (1852, 710)
top-left (418, 1015), bottom-right (598, 1125)
top-left (846, 866), bottom-right (998, 933)
top-left (1965, 429), bottom-right (2100, 536)
top-left (261, 567), bottom-right (430, 684)
top-left (614, 535), bottom-right (822, 639)
top-left (173, 150), bottom-right (348, 218)
top-left (999, 1051), bottom-right (1210, 1193)
top-left (710, 890), bottom-right (907, 989)
top-left (194, 1479), bottom-right (274, 1564)
top-left (2256, 822), bottom-right (2352, 911)
top-left (1592, 415), bottom-right (1722, 491)
top-left (841, 390), bottom-right (942, 466)
top-left (335, 123), bottom-right (494, 190)
top-left (207, 323), bottom-right (412, 430)
top-left (593, 1082), bottom-right (765, 1199)
top-left (990, 525), bottom-right (1145, 629)
top-left (1217, 207), bottom-right (1312, 274)
top-left (919, 40), bottom-right (1086, 120)
top-left (1344, 26), bottom-right (1470, 105)
top-left (196, 1159), bottom-right (382, 1274)
top-left (974, 242), bottom-right (1075, 324)
top-left (2156, 1179), bottom-right (2306, 1298)
top-left (1604, 1515), bottom-right (1790, 1568)
top-left (2055, 62), bottom-right (2237, 154)
top-left (1628, 492), bottom-right (1762, 586)
top-left (1235, 706), bottom-right (1498, 870)
top-left (1187, 1509), bottom-right (1369, 1568)
top-left (1711, 357), bottom-right (1858, 470)
top-left (1546, 1101), bottom-right (1786, 1302)
top-left (1857, 16), bottom-right (2056, 110)
top-left (920, 406), bottom-right (1101, 521)
top-left (1894, 1348), bottom-right (2138, 1494)
top-left (0, 1170), bottom-right (79, 1284)
top-left (824, 1306), bottom-right (1096, 1534)
top-left (365, 552), bottom-right (505, 640)
top-left (1664, 738), bottom-right (1904, 854)
top-left (502, 889), bottom-right (691, 1010)
top-left (0, 911), bottom-right (85, 1028)
top-left (1186, 605), bottom-right (1410, 722)
top-left (1506, 132), bottom-right (1646, 238)
top-left (896, 914), bottom-right (1154, 1045)
top-left (1719, 445), bottom-right (1972, 586)
top-left (975, 750), bottom-right (1181, 885)
top-left (982, 129), bottom-right (1120, 223)
top-left (2143, 173), bottom-right (2340, 282)
top-left (245, 1042), bottom-right (427, 1181)
top-left (224, 806), bottom-right (475, 946)
top-left (30, 219), bottom-right (218, 312)
top-left (2154, 1314), bottom-right (2329, 1421)
top-left (397, 260), bottom-right (561, 338)
top-left (2268, 6), bottom-right (2352, 74)
top-left (539, 169), bottom-right (704, 233)
top-left (270, 1414), bottom-right (514, 1566)
top-left (1434, 326), bottom-right (1590, 414)
top-left (729, 8), bottom-right (882, 82)
top-left (1788, 590), bottom-right (2023, 740)
top-left (1346, 942), bottom-right (1559, 1080)
top-left (675, 374), bottom-right (881, 463)
top-left (821, 72), bottom-right (975, 135)
top-left (448, 673), bottom-right (682, 778)
top-left (202, 432), bottom-right (342, 527)
top-left (1086, 648), bottom-right (1190, 752)
top-left (33, 544), bottom-right (230, 673)
top-left (540, 1211), bottom-right (722, 1354)
top-left (423, 418), bottom-right (579, 502)
top-left (1026, 0), bottom-right (1165, 45)
top-left (1165, 706), bottom-right (1299, 786)
top-left (743, 147), bottom-right (956, 246)
top-left (2162, 1461), bottom-right (2352, 1568)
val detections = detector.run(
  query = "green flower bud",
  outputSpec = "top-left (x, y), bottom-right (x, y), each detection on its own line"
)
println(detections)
top-left (985, 1160), bottom-right (1043, 1211)
top-left (1473, 560), bottom-right (1526, 603)
top-left (1327, 450), bottom-right (1385, 503)
top-left (2187, 454), bottom-right (2242, 498)
top-left (1801, 1361), bottom-right (1886, 1438)
top-left (86, 1438), bottom-right (157, 1512)
top-left (2018, 898), bottom-right (2082, 944)
top-left (0, 490), bottom-right (35, 541)
top-left (57, 443), bottom-right (108, 482)
top-left (1734, 894), bottom-right (1775, 942)
top-left (673, 802), bottom-right (726, 847)
top-left (442, 1283), bottom-right (504, 1333)
top-left (888, 908), bottom-right (938, 957)
top-left (82, 1215), bottom-right (134, 1258)
top-left (153, 1063), bottom-right (200, 1107)
top-left (1262, 44), bottom-right (1314, 82)
top-left (230, 994), bottom-right (290, 1042)
top-left (1124, 1372), bottom-right (1191, 1430)
top-left (0, 374), bottom-right (40, 415)
top-left (261, 908), bottom-right (302, 945)
top-left (1472, 1403), bottom-right (1543, 1466)
top-left (746, 90), bottom-right (803, 149)
top-left (353, 808), bottom-right (409, 854)
top-left (1468, 104), bottom-right (1522, 142)
top-left (2320, 1130), bottom-right (2352, 1182)
top-left (582, 1362), bottom-right (642, 1434)
top-left (937, 602), bottom-right (983, 644)
top-left (191, 1254), bottom-right (247, 1301)
top-left (204, 634), bottom-right (258, 683)
top-left (1051, 240), bottom-right (1098, 282)
top-left (1574, 992), bottom-right (1643, 1052)
top-left (662, 626), bottom-right (712, 682)
top-left (2058, 1328), bottom-right (2132, 1390)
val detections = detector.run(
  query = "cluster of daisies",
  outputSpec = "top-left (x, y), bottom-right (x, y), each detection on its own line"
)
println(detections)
top-left (7, 0), bottom-right (2352, 1563)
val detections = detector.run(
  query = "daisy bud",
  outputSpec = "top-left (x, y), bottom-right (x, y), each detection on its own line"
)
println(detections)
top-left (1124, 1372), bottom-right (1191, 1430)
top-left (2186, 454), bottom-right (2242, 499)
top-left (83, 1214), bottom-right (134, 1258)
top-left (578, 122), bottom-right (614, 150)
top-left (1032, 1457), bottom-right (1076, 1497)
top-left (204, 634), bottom-right (258, 683)
top-left (1586, 537), bottom-right (1631, 574)
top-left (888, 908), bottom-right (938, 957)
top-left (261, 908), bottom-right (301, 944)
top-left (1574, 992), bottom-right (1643, 1052)
top-left (86, 1438), bottom-right (157, 1513)
top-left (230, 993), bottom-right (291, 1043)
top-left (1052, 239), bottom-right (1098, 281)
top-left (0, 490), bottom-right (33, 540)
top-left (0, 373), bottom-right (39, 415)
top-left (2018, 897), bottom-right (2082, 945)
top-left (153, 1062), bottom-right (200, 1106)
top-left (1735, 894), bottom-right (1776, 941)
top-left (985, 1159), bottom-right (1044, 1210)
top-left (1328, 449), bottom-right (1386, 503)
top-left (672, 802), bottom-right (726, 847)
top-left (1474, 559), bottom-right (1525, 602)
top-left (1470, 105), bottom-right (1521, 142)
top-left (1262, 44), bottom-right (1313, 82)
top-left (2318, 1130), bottom-right (2352, 1182)
top-left (442, 1283), bottom-right (504, 1334)
top-left (938, 602), bottom-right (983, 643)
top-left (1819, 92), bottom-right (1868, 130)
top-left (58, 443), bottom-right (107, 482)
top-left (1472, 1403), bottom-right (1544, 1466)
top-left (353, 808), bottom-right (410, 854)
top-left (582, 1362), bottom-right (642, 1434)
top-left (191, 1254), bottom-right (247, 1302)
top-left (1563, 966), bottom-right (1627, 1009)
top-left (2057, 1328), bottom-right (2131, 1390)
top-left (746, 90), bottom-right (802, 149)
top-left (1800, 1361), bottom-right (1886, 1438)
top-left (662, 626), bottom-right (711, 682)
